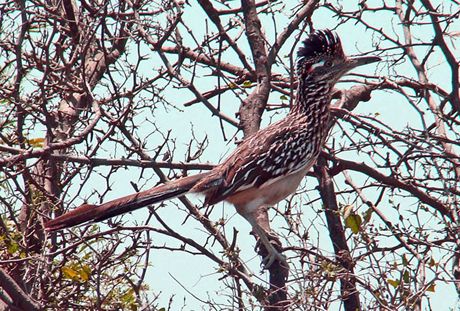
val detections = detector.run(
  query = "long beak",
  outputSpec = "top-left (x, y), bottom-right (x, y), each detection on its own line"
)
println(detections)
top-left (345, 56), bottom-right (381, 70)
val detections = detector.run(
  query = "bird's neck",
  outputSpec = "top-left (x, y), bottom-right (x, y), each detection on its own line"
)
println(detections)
top-left (290, 79), bottom-right (332, 116)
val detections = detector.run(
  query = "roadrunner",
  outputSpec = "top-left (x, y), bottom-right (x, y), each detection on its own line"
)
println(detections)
top-left (46, 30), bottom-right (380, 267)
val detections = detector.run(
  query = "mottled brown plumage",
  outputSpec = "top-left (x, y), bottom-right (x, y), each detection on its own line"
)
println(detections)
top-left (46, 30), bottom-right (380, 268)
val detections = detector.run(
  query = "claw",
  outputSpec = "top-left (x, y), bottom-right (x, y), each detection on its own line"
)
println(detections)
top-left (251, 225), bottom-right (288, 269)
top-left (260, 242), bottom-right (288, 269)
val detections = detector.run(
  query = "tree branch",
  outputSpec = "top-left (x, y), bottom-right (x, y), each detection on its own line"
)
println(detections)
top-left (315, 156), bottom-right (361, 311)
top-left (0, 268), bottom-right (40, 311)
top-left (327, 153), bottom-right (452, 219)
top-left (239, 0), bottom-right (271, 136)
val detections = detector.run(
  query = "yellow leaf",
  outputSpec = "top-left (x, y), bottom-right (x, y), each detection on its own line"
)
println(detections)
top-left (27, 138), bottom-right (45, 148)
top-left (228, 82), bottom-right (237, 89)
top-left (61, 264), bottom-right (91, 282)
top-left (61, 266), bottom-right (79, 280)
top-left (80, 264), bottom-right (92, 281)
top-left (387, 279), bottom-right (400, 288)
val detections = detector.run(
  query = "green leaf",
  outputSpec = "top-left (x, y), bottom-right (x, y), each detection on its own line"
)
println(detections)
top-left (345, 213), bottom-right (362, 234)
top-left (387, 279), bottom-right (400, 288)
top-left (320, 261), bottom-right (338, 278)
top-left (242, 80), bottom-right (252, 88)
top-left (0, 98), bottom-right (11, 105)
top-left (7, 241), bottom-right (19, 254)
top-left (402, 254), bottom-right (408, 266)
top-left (121, 288), bottom-right (136, 305)
top-left (403, 270), bottom-right (410, 283)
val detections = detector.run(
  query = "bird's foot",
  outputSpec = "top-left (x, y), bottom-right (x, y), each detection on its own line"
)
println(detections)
top-left (261, 243), bottom-right (288, 269)
top-left (254, 230), bottom-right (288, 269)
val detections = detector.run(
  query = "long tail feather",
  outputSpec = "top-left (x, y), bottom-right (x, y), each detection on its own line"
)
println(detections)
top-left (45, 173), bottom-right (210, 231)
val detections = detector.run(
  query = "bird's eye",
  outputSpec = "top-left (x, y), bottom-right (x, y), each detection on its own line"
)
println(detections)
top-left (324, 60), bottom-right (333, 67)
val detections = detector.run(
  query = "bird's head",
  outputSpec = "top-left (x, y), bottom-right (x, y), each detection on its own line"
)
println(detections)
top-left (296, 29), bottom-right (380, 85)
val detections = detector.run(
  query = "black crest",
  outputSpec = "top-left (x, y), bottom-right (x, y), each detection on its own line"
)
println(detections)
top-left (297, 29), bottom-right (343, 60)
top-left (296, 30), bottom-right (344, 75)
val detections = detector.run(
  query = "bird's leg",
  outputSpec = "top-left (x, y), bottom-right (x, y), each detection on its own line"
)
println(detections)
top-left (252, 223), bottom-right (287, 268)
top-left (242, 210), bottom-right (288, 269)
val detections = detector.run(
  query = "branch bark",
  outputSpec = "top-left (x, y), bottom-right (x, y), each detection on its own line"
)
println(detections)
top-left (0, 268), bottom-right (41, 311)
top-left (315, 156), bottom-right (361, 311)
top-left (239, 0), bottom-right (271, 136)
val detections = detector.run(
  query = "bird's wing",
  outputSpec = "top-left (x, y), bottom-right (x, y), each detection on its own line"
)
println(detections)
top-left (202, 118), bottom-right (314, 204)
